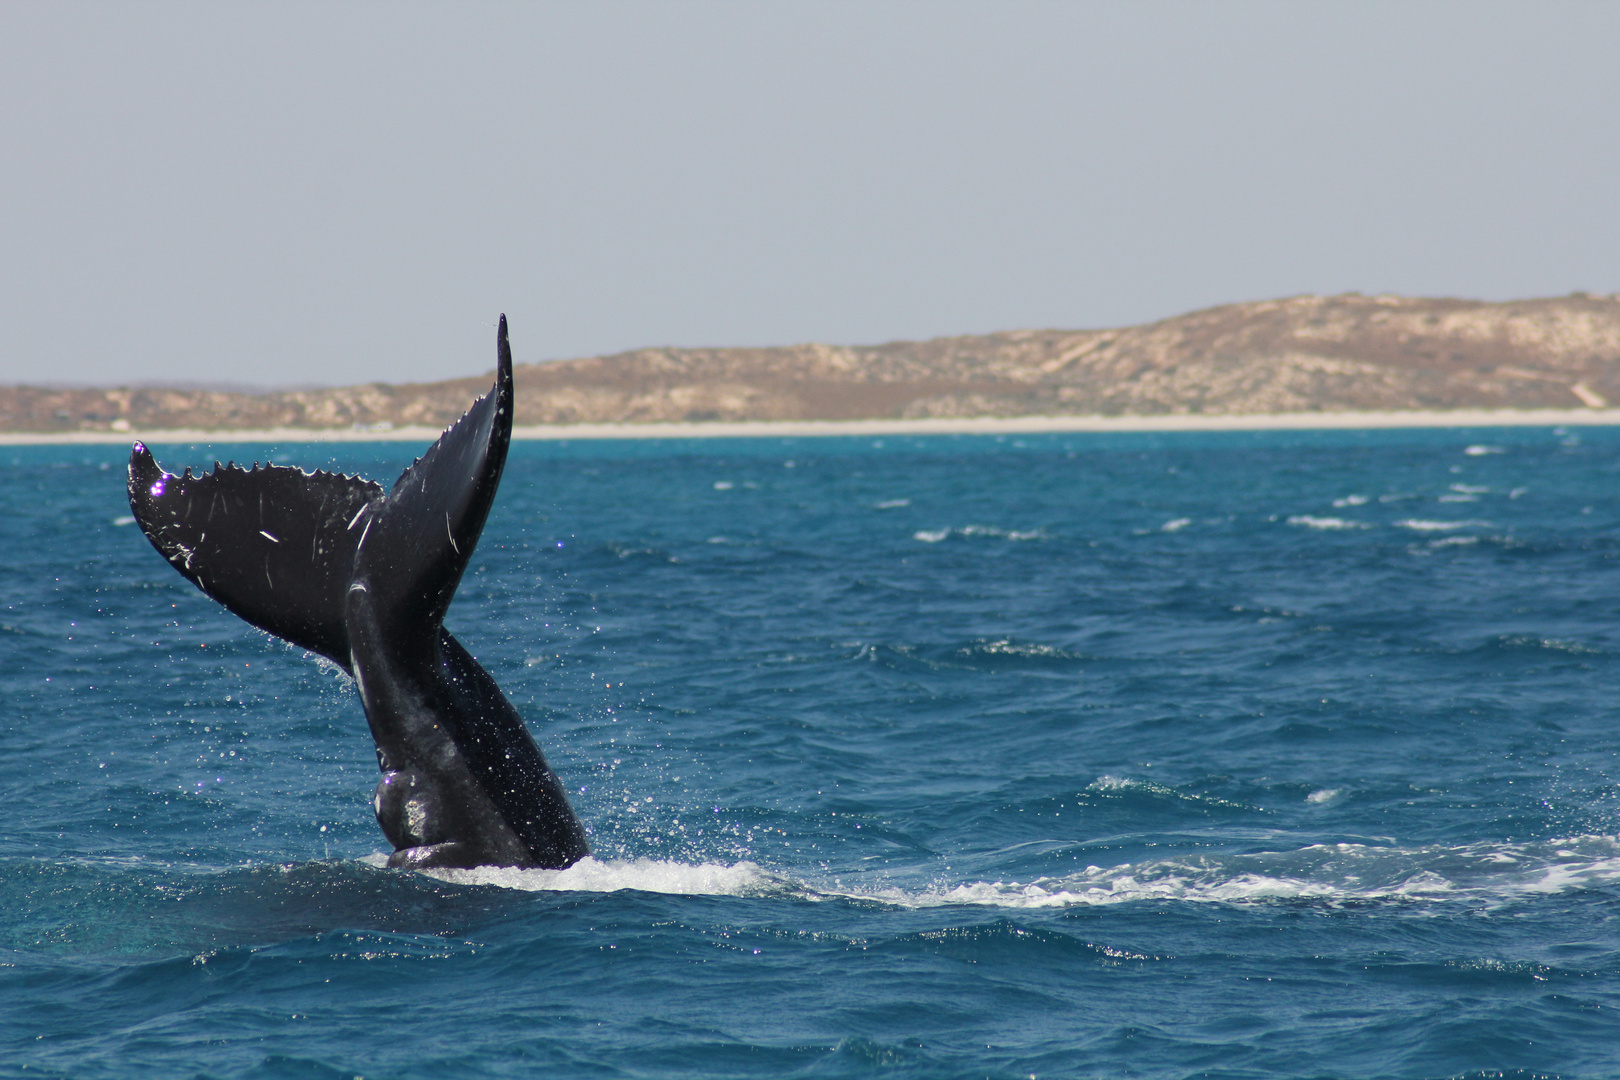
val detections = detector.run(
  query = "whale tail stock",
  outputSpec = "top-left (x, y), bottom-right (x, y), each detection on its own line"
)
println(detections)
top-left (128, 316), bottom-right (590, 869)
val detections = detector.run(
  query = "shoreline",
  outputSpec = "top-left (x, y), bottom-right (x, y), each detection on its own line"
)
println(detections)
top-left (6, 407), bottom-right (1620, 445)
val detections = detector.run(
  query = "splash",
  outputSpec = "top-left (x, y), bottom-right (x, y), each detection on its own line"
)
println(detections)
top-left (409, 856), bottom-right (786, 896)
top-left (378, 836), bottom-right (1620, 910)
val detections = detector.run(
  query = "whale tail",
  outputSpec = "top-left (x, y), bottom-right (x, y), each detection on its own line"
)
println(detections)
top-left (129, 316), bottom-right (586, 869)
top-left (128, 316), bottom-right (515, 670)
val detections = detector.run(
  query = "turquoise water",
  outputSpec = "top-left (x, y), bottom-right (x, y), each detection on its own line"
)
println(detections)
top-left (3, 428), bottom-right (1619, 1079)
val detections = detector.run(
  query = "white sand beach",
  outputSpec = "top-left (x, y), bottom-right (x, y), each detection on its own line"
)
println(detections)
top-left (6, 407), bottom-right (1620, 446)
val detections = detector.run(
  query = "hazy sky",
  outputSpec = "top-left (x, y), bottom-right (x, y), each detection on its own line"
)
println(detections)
top-left (3, 2), bottom-right (1618, 387)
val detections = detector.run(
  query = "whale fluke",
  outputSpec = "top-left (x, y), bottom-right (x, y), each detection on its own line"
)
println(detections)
top-left (128, 445), bottom-right (381, 668)
top-left (350, 316), bottom-right (513, 655)
top-left (129, 315), bottom-right (590, 869)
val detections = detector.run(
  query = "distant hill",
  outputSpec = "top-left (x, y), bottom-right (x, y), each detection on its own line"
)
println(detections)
top-left (7, 293), bottom-right (1620, 434)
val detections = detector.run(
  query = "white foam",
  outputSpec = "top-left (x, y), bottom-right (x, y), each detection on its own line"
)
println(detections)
top-left (363, 838), bottom-right (1620, 910)
top-left (1394, 519), bottom-right (1492, 532)
top-left (1306, 788), bottom-right (1340, 803)
top-left (827, 836), bottom-right (1620, 911)
top-left (959, 524), bottom-right (1043, 540)
top-left (417, 856), bottom-right (783, 895)
top-left (1161, 518), bottom-right (1191, 532)
top-left (914, 525), bottom-right (1045, 543)
top-left (1287, 515), bottom-right (1368, 530)
top-left (875, 499), bottom-right (910, 509)
top-left (1331, 495), bottom-right (1369, 507)
top-left (1464, 444), bottom-right (1504, 456)
top-left (1517, 853), bottom-right (1620, 895)
top-left (112, 515), bottom-right (136, 526)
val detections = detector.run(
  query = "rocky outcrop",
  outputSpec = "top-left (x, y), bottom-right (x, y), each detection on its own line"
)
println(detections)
top-left (6, 292), bottom-right (1620, 433)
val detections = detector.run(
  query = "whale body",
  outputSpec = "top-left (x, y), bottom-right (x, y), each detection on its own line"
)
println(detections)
top-left (127, 316), bottom-right (589, 869)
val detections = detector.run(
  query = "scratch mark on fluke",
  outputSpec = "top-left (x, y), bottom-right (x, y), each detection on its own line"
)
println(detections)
top-left (127, 315), bottom-right (589, 870)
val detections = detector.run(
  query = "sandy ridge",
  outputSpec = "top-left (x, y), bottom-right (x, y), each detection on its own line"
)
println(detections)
top-left (8, 292), bottom-right (1620, 436)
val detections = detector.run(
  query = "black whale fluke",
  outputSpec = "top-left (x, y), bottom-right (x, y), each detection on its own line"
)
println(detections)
top-left (128, 316), bottom-right (590, 870)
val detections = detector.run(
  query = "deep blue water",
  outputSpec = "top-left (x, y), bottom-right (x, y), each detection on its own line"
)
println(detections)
top-left (3, 427), bottom-right (1620, 1079)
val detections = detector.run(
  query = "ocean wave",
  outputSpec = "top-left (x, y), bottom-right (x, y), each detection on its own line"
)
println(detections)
top-left (1394, 519), bottom-right (1493, 532)
top-left (843, 638), bottom-right (1088, 672)
top-left (913, 525), bottom-right (1045, 543)
top-left (951, 637), bottom-right (1089, 668)
top-left (1485, 634), bottom-right (1607, 656)
top-left (1086, 774), bottom-right (1254, 810)
top-left (398, 837), bottom-right (1620, 910)
top-left (1287, 515), bottom-right (1369, 530)
top-left (826, 835), bottom-right (1620, 910)
top-left (597, 540), bottom-right (677, 563)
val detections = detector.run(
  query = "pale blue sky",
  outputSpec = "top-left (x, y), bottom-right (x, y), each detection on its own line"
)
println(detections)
top-left (3, 1), bottom-right (1617, 386)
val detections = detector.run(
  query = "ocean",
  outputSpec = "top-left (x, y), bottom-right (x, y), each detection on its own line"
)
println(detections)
top-left (2, 427), bottom-right (1618, 1079)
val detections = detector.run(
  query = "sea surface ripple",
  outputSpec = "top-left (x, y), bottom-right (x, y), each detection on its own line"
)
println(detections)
top-left (3, 427), bottom-right (1619, 1078)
